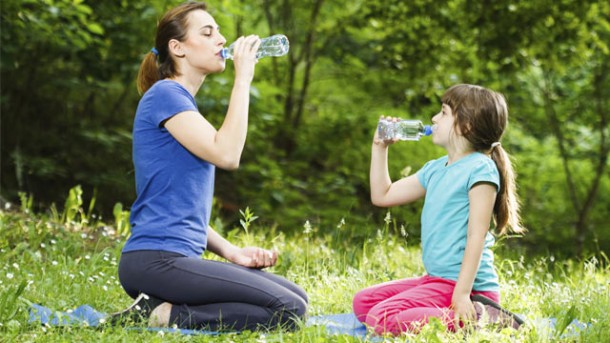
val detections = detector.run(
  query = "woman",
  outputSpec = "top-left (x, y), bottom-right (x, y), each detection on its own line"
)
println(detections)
top-left (111, 1), bottom-right (307, 332)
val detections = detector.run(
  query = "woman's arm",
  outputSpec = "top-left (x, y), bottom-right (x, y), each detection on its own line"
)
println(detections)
top-left (451, 182), bottom-right (497, 327)
top-left (164, 36), bottom-right (260, 170)
top-left (206, 226), bottom-right (277, 269)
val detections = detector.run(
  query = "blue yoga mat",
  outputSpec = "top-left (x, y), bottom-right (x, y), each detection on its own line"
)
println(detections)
top-left (28, 303), bottom-right (219, 335)
top-left (306, 313), bottom-right (369, 338)
top-left (29, 304), bottom-right (588, 339)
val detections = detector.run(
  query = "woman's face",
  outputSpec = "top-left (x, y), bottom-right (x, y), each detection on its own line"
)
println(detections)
top-left (179, 10), bottom-right (227, 74)
top-left (431, 103), bottom-right (457, 148)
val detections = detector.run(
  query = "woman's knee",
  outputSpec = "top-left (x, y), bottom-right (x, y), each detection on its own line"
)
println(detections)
top-left (273, 296), bottom-right (307, 330)
top-left (288, 294), bottom-right (308, 318)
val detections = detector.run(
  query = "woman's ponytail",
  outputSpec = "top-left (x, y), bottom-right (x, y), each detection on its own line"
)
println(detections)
top-left (136, 52), bottom-right (160, 95)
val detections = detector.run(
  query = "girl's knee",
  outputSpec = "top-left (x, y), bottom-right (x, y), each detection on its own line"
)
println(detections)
top-left (364, 309), bottom-right (400, 335)
top-left (352, 290), bottom-right (374, 322)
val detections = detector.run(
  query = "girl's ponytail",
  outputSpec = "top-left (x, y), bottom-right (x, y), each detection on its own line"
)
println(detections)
top-left (490, 145), bottom-right (525, 235)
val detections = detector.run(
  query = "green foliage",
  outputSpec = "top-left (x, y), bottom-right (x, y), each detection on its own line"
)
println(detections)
top-left (112, 202), bottom-right (131, 237)
top-left (0, 280), bottom-right (27, 331)
top-left (1, 0), bottom-right (609, 257)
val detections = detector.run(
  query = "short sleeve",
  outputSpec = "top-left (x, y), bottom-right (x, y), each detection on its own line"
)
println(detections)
top-left (146, 81), bottom-right (198, 127)
top-left (467, 158), bottom-right (500, 192)
top-left (416, 156), bottom-right (447, 190)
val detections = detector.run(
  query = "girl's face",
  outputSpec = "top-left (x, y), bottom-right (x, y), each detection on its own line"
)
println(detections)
top-left (431, 103), bottom-right (457, 148)
top-left (179, 10), bottom-right (227, 74)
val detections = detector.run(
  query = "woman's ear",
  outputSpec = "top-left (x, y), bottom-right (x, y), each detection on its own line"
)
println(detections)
top-left (168, 39), bottom-right (185, 58)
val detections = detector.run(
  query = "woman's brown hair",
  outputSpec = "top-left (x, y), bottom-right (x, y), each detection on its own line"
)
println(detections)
top-left (136, 1), bottom-right (208, 95)
top-left (442, 84), bottom-right (525, 235)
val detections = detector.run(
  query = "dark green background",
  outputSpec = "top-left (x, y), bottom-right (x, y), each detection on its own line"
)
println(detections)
top-left (2, 0), bottom-right (608, 257)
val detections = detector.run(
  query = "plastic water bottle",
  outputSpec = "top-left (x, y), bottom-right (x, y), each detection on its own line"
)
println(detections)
top-left (221, 34), bottom-right (289, 60)
top-left (377, 118), bottom-right (432, 141)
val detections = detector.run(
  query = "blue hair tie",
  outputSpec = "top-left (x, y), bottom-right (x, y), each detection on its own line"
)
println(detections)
top-left (151, 47), bottom-right (159, 56)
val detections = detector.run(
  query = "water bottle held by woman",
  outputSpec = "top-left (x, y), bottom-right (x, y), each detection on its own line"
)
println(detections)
top-left (377, 118), bottom-right (432, 141)
top-left (221, 34), bottom-right (289, 60)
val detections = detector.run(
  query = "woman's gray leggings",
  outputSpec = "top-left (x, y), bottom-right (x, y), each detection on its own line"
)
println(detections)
top-left (118, 250), bottom-right (308, 331)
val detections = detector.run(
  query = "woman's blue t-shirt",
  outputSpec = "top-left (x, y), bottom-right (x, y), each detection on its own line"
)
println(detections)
top-left (416, 152), bottom-right (500, 291)
top-left (122, 80), bottom-right (215, 257)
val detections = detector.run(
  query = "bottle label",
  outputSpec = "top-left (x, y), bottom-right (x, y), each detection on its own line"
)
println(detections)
top-left (377, 118), bottom-right (431, 141)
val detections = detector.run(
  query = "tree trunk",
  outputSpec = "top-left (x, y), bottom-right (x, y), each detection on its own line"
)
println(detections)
top-left (542, 65), bottom-right (609, 256)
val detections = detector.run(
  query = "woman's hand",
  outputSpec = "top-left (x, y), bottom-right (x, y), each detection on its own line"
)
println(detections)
top-left (228, 246), bottom-right (278, 269)
top-left (451, 292), bottom-right (477, 329)
top-left (230, 35), bottom-right (261, 85)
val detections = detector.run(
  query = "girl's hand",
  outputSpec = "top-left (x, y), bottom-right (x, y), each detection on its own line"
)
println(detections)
top-left (231, 35), bottom-right (261, 84)
top-left (228, 246), bottom-right (278, 269)
top-left (451, 293), bottom-right (477, 329)
top-left (373, 115), bottom-right (399, 147)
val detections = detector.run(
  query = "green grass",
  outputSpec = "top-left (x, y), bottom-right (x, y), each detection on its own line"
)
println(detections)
top-left (1, 195), bottom-right (609, 342)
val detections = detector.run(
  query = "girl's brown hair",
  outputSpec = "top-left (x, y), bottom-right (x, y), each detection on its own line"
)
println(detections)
top-left (442, 84), bottom-right (525, 235)
top-left (136, 1), bottom-right (208, 95)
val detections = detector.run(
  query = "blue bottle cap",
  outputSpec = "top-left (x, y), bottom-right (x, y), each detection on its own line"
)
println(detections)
top-left (424, 125), bottom-right (432, 136)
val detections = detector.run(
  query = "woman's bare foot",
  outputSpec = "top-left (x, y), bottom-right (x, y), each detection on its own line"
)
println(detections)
top-left (148, 302), bottom-right (172, 327)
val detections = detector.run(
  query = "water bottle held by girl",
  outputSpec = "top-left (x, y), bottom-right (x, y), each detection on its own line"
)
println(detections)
top-left (377, 118), bottom-right (432, 141)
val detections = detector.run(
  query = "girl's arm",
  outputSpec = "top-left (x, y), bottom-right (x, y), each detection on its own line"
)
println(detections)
top-left (370, 127), bottom-right (425, 207)
top-left (206, 226), bottom-right (277, 269)
top-left (451, 182), bottom-right (497, 327)
top-left (164, 36), bottom-right (260, 170)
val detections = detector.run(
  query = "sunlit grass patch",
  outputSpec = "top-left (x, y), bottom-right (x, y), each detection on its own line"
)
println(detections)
top-left (1, 191), bottom-right (609, 342)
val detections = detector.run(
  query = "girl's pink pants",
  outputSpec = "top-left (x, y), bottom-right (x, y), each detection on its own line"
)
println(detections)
top-left (352, 275), bottom-right (499, 335)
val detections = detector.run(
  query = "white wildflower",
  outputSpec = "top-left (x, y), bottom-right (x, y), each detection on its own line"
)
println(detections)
top-left (337, 218), bottom-right (346, 229)
top-left (303, 220), bottom-right (312, 235)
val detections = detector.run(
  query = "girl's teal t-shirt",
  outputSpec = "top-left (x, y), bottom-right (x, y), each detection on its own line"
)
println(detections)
top-left (416, 152), bottom-right (500, 291)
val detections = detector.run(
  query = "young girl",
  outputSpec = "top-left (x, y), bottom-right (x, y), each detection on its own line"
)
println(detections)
top-left (110, 1), bottom-right (307, 331)
top-left (353, 84), bottom-right (525, 335)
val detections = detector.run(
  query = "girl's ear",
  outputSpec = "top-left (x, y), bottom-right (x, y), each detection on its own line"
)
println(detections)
top-left (168, 39), bottom-right (185, 58)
